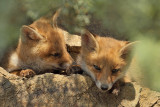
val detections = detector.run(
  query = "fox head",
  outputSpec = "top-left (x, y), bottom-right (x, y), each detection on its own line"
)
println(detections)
top-left (17, 10), bottom-right (73, 72)
top-left (80, 31), bottom-right (135, 91)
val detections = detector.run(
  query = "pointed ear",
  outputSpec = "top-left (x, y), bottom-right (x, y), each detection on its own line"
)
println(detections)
top-left (119, 42), bottom-right (137, 60)
top-left (21, 25), bottom-right (43, 42)
top-left (81, 30), bottom-right (99, 52)
top-left (52, 8), bottom-right (61, 27)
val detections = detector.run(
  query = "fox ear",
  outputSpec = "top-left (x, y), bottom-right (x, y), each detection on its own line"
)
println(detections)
top-left (120, 42), bottom-right (137, 60)
top-left (81, 30), bottom-right (99, 52)
top-left (21, 25), bottom-right (43, 42)
top-left (52, 8), bottom-right (61, 27)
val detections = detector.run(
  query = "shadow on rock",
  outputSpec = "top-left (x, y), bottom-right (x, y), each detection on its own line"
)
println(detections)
top-left (0, 76), bottom-right (20, 107)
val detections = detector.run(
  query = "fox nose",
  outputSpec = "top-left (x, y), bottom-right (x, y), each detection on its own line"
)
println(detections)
top-left (59, 62), bottom-right (72, 69)
top-left (101, 84), bottom-right (108, 90)
top-left (59, 56), bottom-right (73, 69)
top-left (59, 63), bottom-right (67, 68)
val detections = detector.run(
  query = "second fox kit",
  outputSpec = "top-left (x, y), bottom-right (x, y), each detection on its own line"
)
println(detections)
top-left (78, 31), bottom-right (135, 93)
top-left (0, 11), bottom-right (73, 77)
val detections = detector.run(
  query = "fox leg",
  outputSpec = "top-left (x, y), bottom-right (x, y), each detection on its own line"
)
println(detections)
top-left (10, 69), bottom-right (36, 78)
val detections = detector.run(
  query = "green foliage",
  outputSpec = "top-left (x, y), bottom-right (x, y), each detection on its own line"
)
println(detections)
top-left (92, 0), bottom-right (160, 39)
top-left (61, 0), bottom-right (91, 33)
top-left (23, 0), bottom-right (62, 19)
top-left (136, 37), bottom-right (160, 91)
top-left (23, 0), bottom-right (91, 33)
top-left (0, 0), bottom-right (26, 59)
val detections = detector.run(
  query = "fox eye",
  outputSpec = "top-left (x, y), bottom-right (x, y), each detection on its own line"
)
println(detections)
top-left (112, 69), bottom-right (120, 74)
top-left (93, 65), bottom-right (101, 71)
top-left (52, 53), bottom-right (61, 57)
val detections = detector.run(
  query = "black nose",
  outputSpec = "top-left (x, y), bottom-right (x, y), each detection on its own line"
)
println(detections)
top-left (101, 84), bottom-right (108, 90)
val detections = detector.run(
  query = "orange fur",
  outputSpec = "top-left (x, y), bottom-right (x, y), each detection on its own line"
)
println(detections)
top-left (1, 11), bottom-right (73, 77)
top-left (78, 31), bottom-right (135, 91)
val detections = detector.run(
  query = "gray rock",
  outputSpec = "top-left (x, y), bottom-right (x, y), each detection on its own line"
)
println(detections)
top-left (0, 67), bottom-right (156, 107)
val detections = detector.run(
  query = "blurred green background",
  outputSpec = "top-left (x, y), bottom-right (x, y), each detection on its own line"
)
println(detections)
top-left (0, 0), bottom-right (160, 91)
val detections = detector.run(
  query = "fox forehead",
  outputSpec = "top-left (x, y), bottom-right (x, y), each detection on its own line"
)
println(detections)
top-left (29, 18), bottom-right (65, 50)
top-left (30, 18), bottom-right (64, 40)
top-left (96, 36), bottom-right (127, 51)
top-left (92, 36), bottom-right (127, 68)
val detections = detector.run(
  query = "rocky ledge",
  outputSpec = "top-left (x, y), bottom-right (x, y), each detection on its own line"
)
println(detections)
top-left (0, 67), bottom-right (160, 107)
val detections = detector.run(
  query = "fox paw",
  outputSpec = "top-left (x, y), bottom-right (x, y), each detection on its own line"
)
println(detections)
top-left (66, 65), bottom-right (83, 75)
top-left (109, 81), bottom-right (121, 96)
top-left (20, 69), bottom-right (36, 78)
top-left (111, 88), bottom-right (120, 96)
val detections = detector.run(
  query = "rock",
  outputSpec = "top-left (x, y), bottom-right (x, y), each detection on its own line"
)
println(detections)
top-left (1, 67), bottom-right (160, 107)
top-left (64, 31), bottom-right (81, 47)
top-left (139, 88), bottom-right (160, 107)
top-left (64, 31), bottom-right (81, 60)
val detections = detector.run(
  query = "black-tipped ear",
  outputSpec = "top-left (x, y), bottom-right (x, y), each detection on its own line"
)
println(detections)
top-left (21, 25), bottom-right (43, 42)
top-left (52, 8), bottom-right (61, 27)
top-left (81, 30), bottom-right (99, 52)
top-left (119, 42), bottom-right (137, 60)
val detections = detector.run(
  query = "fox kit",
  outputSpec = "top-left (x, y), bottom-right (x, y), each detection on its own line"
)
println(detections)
top-left (78, 31), bottom-right (135, 94)
top-left (0, 10), bottom-right (73, 77)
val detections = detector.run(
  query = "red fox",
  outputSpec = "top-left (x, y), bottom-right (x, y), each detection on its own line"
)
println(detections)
top-left (78, 31), bottom-right (136, 94)
top-left (0, 10), bottom-right (73, 77)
